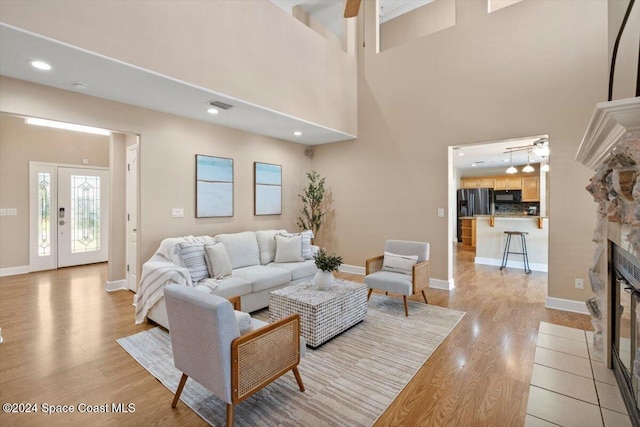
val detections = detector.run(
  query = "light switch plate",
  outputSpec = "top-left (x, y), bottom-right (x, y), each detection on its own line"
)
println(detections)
top-left (437, 208), bottom-right (445, 217)
top-left (575, 278), bottom-right (584, 289)
top-left (7, 208), bottom-right (17, 216)
top-left (171, 208), bottom-right (184, 218)
top-left (0, 209), bottom-right (6, 216)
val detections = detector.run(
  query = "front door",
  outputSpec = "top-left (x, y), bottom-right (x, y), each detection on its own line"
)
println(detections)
top-left (30, 163), bottom-right (110, 271)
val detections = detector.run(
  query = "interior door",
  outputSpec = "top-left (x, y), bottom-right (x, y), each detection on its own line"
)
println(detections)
top-left (126, 144), bottom-right (138, 291)
top-left (57, 167), bottom-right (110, 267)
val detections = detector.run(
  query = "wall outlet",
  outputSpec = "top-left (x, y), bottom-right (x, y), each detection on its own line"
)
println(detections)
top-left (171, 208), bottom-right (184, 218)
top-left (575, 278), bottom-right (584, 290)
top-left (0, 209), bottom-right (6, 216)
top-left (437, 208), bottom-right (445, 217)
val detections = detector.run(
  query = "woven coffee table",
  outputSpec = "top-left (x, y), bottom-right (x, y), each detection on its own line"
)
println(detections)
top-left (268, 279), bottom-right (368, 348)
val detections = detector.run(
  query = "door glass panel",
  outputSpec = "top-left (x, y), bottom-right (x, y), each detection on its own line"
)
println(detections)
top-left (37, 172), bottom-right (51, 257)
top-left (70, 175), bottom-right (101, 253)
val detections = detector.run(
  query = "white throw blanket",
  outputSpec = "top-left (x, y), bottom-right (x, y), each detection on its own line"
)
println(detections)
top-left (134, 235), bottom-right (216, 324)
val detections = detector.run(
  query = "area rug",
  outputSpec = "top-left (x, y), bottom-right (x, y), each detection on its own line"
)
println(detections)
top-left (117, 295), bottom-right (465, 426)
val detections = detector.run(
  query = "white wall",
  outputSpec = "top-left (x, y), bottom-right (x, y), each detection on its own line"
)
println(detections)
top-left (0, 0), bottom-right (357, 136)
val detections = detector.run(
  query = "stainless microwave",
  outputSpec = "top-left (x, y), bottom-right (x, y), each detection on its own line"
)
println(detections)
top-left (494, 190), bottom-right (522, 203)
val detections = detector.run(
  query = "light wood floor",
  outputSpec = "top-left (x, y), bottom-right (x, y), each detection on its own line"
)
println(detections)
top-left (0, 245), bottom-right (591, 426)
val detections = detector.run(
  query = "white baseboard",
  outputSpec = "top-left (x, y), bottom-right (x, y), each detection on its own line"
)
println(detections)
top-left (430, 278), bottom-right (455, 290)
top-left (105, 279), bottom-right (127, 292)
top-left (545, 297), bottom-right (589, 315)
top-left (340, 264), bottom-right (454, 290)
top-left (475, 257), bottom-right (548, 273)
top-left (0, 265), bottom-right (30, 277)
top-left (339, 264), bottom-right (365, 275)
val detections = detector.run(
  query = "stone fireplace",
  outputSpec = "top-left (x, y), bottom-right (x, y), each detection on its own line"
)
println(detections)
top-left (577, 96), bottom-right (640, 423)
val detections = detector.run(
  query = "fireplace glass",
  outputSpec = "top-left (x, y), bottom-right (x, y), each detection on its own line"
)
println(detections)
top-left (612, 243), bottom-right (640, 422)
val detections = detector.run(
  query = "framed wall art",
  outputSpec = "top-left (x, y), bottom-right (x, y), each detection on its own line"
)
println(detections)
top-left (254, 162), bottom-right (282, 215)
top-left (196, 155), bottom-right (233, 217)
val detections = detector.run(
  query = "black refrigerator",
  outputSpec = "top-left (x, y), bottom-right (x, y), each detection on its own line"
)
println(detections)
top-left (457, 188), bottom-right (494, 242)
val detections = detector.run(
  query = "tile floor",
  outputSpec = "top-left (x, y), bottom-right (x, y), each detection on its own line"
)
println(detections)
top-left (525, 322), bottom-right (632, 427)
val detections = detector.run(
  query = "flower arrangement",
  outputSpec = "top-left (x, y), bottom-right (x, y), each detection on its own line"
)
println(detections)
top-left (313, 248), bottom-right (343, 272)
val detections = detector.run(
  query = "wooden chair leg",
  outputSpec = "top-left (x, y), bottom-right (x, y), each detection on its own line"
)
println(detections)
top-left (172, 373), bottom-right (188, 408)
top-left (421, 290), bottom-right (428, 304)
top-left (292, 366), bottom-right (305, 392)
top-left (403, 296), bottom-right (409, 317)
top-left (226, 403), bottom-right (234, 427)
top-left (367, 288), bottom-right (373, 300)
top-left (385, 292), bottom-right (389, 295)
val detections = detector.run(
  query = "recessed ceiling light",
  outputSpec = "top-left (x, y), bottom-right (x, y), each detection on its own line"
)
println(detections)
top-left (293, 131), bottom-right (302, 136)
top-left (207, 108), bottom-right (219, 115)
top-left (503, 158), bottom-right (509, 162)
top-left (29, 60), bottom-right (52, 71)
top-left (471, 163), bottom-right (477, 167)
top-left (457, 152), bottom-right (465, 156)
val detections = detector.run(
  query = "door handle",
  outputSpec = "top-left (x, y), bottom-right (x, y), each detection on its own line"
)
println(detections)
top-left (59, 220), bottom-right (66, 225)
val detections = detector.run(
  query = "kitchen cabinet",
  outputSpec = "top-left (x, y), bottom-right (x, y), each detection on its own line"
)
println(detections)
top-left (506, 177), bottom-right (522, 189)
top-left (522, 177), bottom-right (540, 201)
top-left (461, 178), bottom-right (477, 188)
top-left (476, 178), bottom-right (494, 188)
top-left (460, 217), bottom-right (476, 250)
top-left (461, 178), bottom-right (494, 189)
top-left (495, 177), bottom-right (522, 190)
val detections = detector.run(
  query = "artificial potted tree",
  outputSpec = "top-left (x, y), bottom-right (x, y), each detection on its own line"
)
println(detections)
top-left (313, 248), bottom-right (343, 290)
top-left (297, 171), bottom-right (326, 238)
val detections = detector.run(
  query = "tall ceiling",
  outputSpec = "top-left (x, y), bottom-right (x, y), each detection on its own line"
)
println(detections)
top-left (270, 0), bottom-right (433, 39)
top-left (0, 23), bottom-right (354, 145)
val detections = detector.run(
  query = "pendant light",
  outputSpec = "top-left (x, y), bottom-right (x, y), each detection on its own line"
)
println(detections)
top-left (522, 149), bottom-right (534, 173)
top-left (506, 150), bottom-right (517, 174)
top-left (541, 156), bottom-right (550, 172)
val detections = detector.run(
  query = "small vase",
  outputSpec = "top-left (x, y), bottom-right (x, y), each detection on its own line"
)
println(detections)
top-left (314, 270), bottom-right (335, 290)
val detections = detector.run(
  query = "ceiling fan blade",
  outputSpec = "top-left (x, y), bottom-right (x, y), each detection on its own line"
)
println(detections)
top-left (344, 0), bottom-right (362, 18)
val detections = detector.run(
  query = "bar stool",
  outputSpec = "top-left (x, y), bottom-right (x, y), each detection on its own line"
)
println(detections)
top-left (500, 231), bottom-right (531, 274)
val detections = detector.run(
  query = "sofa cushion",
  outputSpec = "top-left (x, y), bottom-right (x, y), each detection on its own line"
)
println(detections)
top-left (234, 310), bottom-right (252, 335)
top-left (268, 259), bottom-right (317, 281)
top-left (215, 231), bottom-right (260, 269)
top-left (382, 251), bottom-right (418, 276)
top-left (204, 242), bottom-right (233, 279)
top-left (194, 276), bottom-right (252, 299)
top-left (177, 242), bottom-right (209, 284)
top-left (255, 229), bottom-right (287, 265)
top-left (364, 270), bottom-right (412, 295)
top-left (233, 265), bottom-right (291, 293)
top-left (275, 234), bottom-right (304, 263)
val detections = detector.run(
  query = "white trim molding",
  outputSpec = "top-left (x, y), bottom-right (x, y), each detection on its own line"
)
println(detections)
top-left (0, 265), bottom-right (30, 277)
top-left (430, 278), bottom-right (454, 291)
top-left (339, 264), bottom-right (365, 275)
top-left (576, 97), bottom-right (640, 169)
top-left (105, 279), bottom-right (127, 292)
top-left (475, 257), bottom-right (548, 273)
top-left (545, 297), bottom-right (590, 315)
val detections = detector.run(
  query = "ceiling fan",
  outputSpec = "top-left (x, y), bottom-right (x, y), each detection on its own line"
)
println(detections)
top-left (344, 0), bottom-right (362, 17)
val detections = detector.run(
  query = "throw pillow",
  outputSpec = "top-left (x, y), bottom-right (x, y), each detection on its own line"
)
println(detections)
top-left (178, 242), bottom-right (209, 284)
top-left (382, 251), bottom-right (418, 275)
top-left (300, 230), bottom-right (314, 259)
top-left (255, 229), bottom-right (287, 265)
top-left (274, 234), bottom-right (304, 263)
top-left (203, 242), bottom-right (233, 279)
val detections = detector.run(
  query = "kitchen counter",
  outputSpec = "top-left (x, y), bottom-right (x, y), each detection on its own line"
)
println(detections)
top-left (474, 216), bottom-right (549, 272)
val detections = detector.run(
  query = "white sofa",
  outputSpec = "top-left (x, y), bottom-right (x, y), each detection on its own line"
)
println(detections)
top-left (135, 230), bottom-right (318, 329)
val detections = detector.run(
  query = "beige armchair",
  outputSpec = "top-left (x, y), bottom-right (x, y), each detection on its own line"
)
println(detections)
top-left (364, 240), bottom-right (430, 316)
top-left (163, 284), bottom-right (305, 427)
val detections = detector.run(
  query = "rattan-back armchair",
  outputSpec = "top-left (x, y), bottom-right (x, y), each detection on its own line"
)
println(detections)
top-left (164, 284), bottom-right (305, 427)
top-left (364, 240), bottom-right (430, 316)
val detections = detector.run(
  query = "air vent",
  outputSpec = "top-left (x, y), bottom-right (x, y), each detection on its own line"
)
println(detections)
top-left (208, 100), bottom-right (234, 110)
